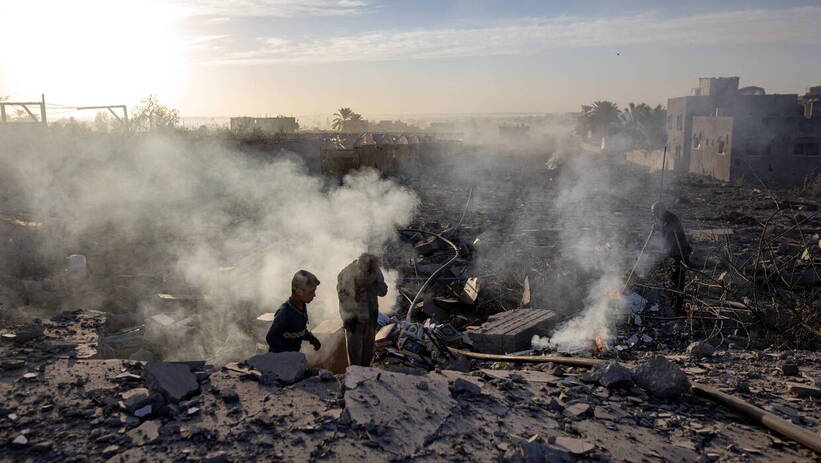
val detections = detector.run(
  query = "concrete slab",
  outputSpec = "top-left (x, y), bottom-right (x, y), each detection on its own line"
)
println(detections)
top-left (468, 309), bottom-right (558, 354)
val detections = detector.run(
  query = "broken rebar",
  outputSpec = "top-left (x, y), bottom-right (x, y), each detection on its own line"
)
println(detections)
top-left (401, 229), bottom-right (460, 322)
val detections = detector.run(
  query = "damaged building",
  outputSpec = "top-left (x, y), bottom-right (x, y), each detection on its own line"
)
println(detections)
top-left (629, 76), bottom-right (821, 185)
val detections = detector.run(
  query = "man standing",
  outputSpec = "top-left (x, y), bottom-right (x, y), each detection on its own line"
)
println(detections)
top-left (337, 253), bottom-right (388, 366)
top-left (651, 202), bottom-right (692, 314)
top-left (266, 270), bottom-right (322, 353)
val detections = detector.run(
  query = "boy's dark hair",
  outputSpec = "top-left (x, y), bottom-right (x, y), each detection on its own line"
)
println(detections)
top-left (292, 270), bottom-right (320, 292)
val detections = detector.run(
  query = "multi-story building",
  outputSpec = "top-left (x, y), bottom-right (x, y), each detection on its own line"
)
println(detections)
top-left (662, 76), bottom-right (821, 184)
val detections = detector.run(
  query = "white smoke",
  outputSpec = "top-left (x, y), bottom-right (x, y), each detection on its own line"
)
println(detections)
top-left (543, 155), bottom-right (649, 352)
top-left (0, 130), bottom-right (418, 363)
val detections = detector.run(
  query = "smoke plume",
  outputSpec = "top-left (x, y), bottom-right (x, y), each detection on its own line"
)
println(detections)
top-left (0, 130), bottom-right (418, 363)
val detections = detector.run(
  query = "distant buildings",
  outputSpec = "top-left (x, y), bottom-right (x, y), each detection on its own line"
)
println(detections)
top-left (499, 124), bottom-right (530, 142)
top-left (230, 116), bottom-right (299, 134)
top-left (629, 76), bottom-right (821, 185)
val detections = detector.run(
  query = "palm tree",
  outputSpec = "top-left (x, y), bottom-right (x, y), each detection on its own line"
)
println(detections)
top-left (332, 107), bottom-right (354, 131)
top-left (621, 103), bottom-right (666, 149)
top-left (576, 101), bottom-right (621, 140)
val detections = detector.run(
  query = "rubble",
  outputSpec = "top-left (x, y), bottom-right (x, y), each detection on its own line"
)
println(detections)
top-left (245, 351), bottom-right (307, 385)
top-left (633, 356), bottom-right (691, 398)
top-left (343, 366), bottom-right (455, 454)
top-left (583, 361), bottom-right (633, 389)
top-left (142, 362), bottom-right (200, 403)
top-left (469, 309), bottom-right (558, 354)
top-left (686, 341), bottom-right (716, 359)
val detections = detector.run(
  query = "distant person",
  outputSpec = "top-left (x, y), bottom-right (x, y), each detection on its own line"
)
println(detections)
top-left (266, 270), bottom-right (322, 353)
top-left (651, 202), bottom-right (692, 314)
top-left (337, 253), bottom-right (388, 366)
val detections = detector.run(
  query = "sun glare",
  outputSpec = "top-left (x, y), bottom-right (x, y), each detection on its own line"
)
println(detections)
top-left (0, 0), bottom-right (187, 106)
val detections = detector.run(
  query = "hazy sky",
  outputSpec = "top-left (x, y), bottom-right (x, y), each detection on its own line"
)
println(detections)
top-left (1, 0), bottom-right (819, 119)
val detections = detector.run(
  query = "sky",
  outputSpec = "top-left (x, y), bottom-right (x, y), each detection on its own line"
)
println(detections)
top-left (1, 0), bottom-right (820, 121)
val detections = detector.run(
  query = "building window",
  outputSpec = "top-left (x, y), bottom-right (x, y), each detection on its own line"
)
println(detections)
top-left (667, 115), bottom-right (672, 130)
top-left (675, 145), bottom-right (681, 157)
top-left (717, 137), bottom-right (727, 155)
top-left (676, 115), bottom-right (683, 131)
top-left (793, 143), bottom-right (820, 155)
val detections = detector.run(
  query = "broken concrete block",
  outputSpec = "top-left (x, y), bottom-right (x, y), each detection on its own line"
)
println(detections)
top-left (246, 351), bottom-right (306, 385)
top-left (143, 362), bottom-right (199, 403)
top-left (686, 341), bottom-right (715, 359)
top-left (451, 377), bottom-right (481, 396)
top-left (563, 403), bottom-right (591, 417)
top-left (343, 366), bottom-right (455, 455)
top-left (469, 309), bottom-right (558, 354)
top-left (633, 356), bottom-right (690, 398)
top-left (13, 324), bottom-right (45, 344)
top-left (584, 361), bottom-right (633, 389)
top-left (126, 419), bottom-right (160, 446)
top-left (121, 388), bottom-right (152, 412)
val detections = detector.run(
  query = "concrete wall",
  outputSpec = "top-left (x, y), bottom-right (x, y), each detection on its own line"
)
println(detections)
top-left (625, 149), bottom-right (667, 171)
top-left (690, 116), bottom-right (734, 181)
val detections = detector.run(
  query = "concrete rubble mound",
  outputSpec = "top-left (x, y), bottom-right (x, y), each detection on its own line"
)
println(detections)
top-left (343, 366), bottom-right (455, 454)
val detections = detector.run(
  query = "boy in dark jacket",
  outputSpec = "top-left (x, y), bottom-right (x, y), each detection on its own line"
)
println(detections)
top-left (266, 270), bottom-right (322, 353)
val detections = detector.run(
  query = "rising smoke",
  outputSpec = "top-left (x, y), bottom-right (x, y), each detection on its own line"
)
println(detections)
top-left (0, 130), bottom-right (417, 363)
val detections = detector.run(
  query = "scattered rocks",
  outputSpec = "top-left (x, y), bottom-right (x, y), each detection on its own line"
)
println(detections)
top-left (126, 420), bottom-right (160, 446)
top-left (780, 362), bottom-right (799, 377)
top-left (246, 352), bottom-right (307, 385)
top-left (584, 361), bottom-right (633, 389)
top-left (786, 383), bottom-right (821, 398)
top-left (686, 342), bottom-right (716, 359)
top-left (143, 362), bottom-right (199, 403)
top-left (563, 403), bottom-right (591, 418)
top-left (451, 377), bottom-right (481, 396)
top-left (121, 387), bottom-right (152, 412)
top-left (12, 435), bottom-right (28, 446)
top-left (633, 356), bottom-right (691, 398)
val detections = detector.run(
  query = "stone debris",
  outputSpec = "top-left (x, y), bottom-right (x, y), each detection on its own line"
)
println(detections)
top-left (127, 420), bottom-right (160, 446)
top-left (246, 351), bottom-right (307, 385)
top-left (633, 356), bottom-right (691, 398)
top-left (143, 362), bottom-right (199, 403)
top-left (450, 377), bottom-right (481, 396)
top-left (469, 309), bottom-right (558, 354)
top-left (121, 388), bottom-right (152, 412)
top-left (786, 382), bottom-right (821, 398)
top-left (584, 361), bottom-right (633, 389)
top-left (686, 341), bottom-right (716, 359)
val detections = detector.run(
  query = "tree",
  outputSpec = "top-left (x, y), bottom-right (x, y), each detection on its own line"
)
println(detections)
top-left (575, 101), bottom-right (621, 140)
top-left (94, 111), bottom-right (112, 133)
top-left (132, 95), bottom-right (179, 132)
top-left (332, 107), bottom-right (362, 131)
top-left (621, 102), bottom-right (666, 149)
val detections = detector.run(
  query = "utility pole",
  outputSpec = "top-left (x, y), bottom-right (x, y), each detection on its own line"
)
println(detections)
top-left (40, 94), bottom-right (47, 127)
